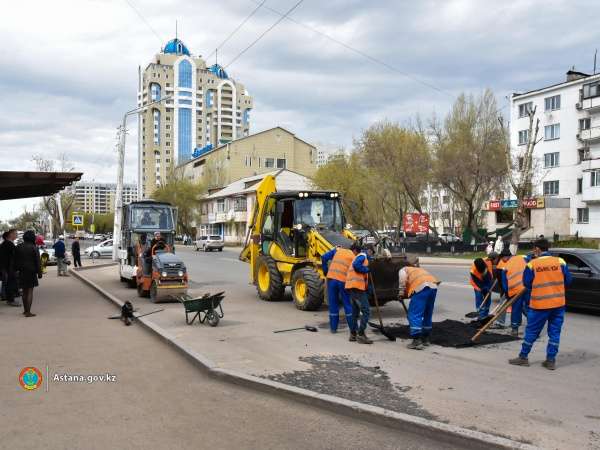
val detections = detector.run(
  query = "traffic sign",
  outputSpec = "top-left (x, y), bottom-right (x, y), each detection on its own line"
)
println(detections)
top-left (72, 214), bottom-right (84, 226)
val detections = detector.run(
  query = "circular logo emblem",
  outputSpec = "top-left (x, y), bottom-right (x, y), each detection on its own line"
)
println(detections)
top-left (19, 367), bottom-right (43, 391)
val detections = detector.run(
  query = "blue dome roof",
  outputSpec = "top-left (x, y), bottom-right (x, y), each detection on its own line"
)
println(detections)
top-left (163, 38), bottom-right (190, 56)
top-left (208, 64), bottom-right (229, 79)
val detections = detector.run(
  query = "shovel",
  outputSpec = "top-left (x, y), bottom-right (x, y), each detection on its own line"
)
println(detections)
top-left (465, 279), bottom-right (497, 318)
top-left (470, 289), bottom-right (526, 343)
top-left (273, 325), bottom-right (318, 333)
top-left (367, 273), bottom-right (396, 341)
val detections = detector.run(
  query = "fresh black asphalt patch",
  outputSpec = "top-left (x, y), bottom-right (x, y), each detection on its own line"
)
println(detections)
top-left (265, 355), bottom-right (437, 420)
top-left (381, 319), bottom-right (520, 348)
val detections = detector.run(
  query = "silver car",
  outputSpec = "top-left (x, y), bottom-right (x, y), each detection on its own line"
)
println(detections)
top-left (195, 235), bottom-right (224, 252)
top-left (84, 239), bottom-right (114, 259)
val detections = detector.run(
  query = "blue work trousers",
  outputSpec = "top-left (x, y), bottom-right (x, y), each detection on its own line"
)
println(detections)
top-left (349, 289), bottom-right (370, 334)
top-left (519, 306), bottom-right (565, 361)
top-left (474, 289), bottom-right (491, 320)
top-left (327, 279), bottom-right (354, 332)
top-left (408, 287), bottom-right (437, 338)
top-left (509, 290), bottom-right (530, 329)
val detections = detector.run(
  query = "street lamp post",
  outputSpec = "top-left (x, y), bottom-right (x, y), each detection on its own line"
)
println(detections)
top-left (112, 96), bottom-right (172, 261)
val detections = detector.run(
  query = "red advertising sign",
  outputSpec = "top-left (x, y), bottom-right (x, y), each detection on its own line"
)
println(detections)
top-left (403, 213), bottom-right (430, 233)
top-left (488, 200), bottom-right (501, 211)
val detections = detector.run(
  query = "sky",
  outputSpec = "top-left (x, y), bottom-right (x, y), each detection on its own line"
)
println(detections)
top-left (2, 0), bottom-right (600, 221)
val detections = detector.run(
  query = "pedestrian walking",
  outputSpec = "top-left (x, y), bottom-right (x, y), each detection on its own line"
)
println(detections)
top-left (345, 242), bottom-right (372, 344)
top-left (509, 239), bottom-right (571, 370)
top-left (14, 230), bottom-right (43, 317)
top-left (470, 257), bottom-right (493, 320)
top-left (399, 256), bottom-right (439, 350)
top-left (53, 235), bottom-right (68, 276)
top-left (321, 246), bottom-right (355, 333)
top-left (71, 237), bottom-right (82, 268)
top-left (0, 229), bottom-right (21, 307)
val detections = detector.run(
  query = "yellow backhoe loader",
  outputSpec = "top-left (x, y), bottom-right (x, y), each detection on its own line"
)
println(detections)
top-left (239, 175), bottom-right (408, 310)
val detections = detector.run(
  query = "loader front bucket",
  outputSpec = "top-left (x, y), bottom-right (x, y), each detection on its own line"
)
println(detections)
top-left (368, 255), bottom-right (408, 305)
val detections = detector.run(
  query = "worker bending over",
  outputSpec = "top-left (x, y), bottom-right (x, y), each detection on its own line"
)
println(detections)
top-left (497, 248), bottom-right (529, 336)
top-left (345, 242), bottom-right (372, 344)
top-left (321, 246), bottom-right (355, 333)
top-left (509, 239), bottom-right (571, 370)
top-left (470, 257), bottom-right (493, 320)
top-left (399, 256), bottom-right (439, 350)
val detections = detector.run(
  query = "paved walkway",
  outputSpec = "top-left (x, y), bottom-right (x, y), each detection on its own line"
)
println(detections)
top-left (0, 266), bottom-right (457, 450)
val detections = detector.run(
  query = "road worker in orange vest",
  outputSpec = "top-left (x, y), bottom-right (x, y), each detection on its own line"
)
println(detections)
top-left (345, 242), bottom-right (372, 344)
top-left (322, 246), bottom-right (355, 333)
top-left (470, 257), bottom-right (493, 320)
top-left (509, 239), bottom-right (571, 370)
top-left (497, 247), bottom-right (529, 336)
top-left (399, 256), bottom-right (440, 350)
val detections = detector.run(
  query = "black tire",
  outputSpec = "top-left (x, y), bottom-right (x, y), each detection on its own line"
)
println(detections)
top-left (120, 276), bottom-right (127, 283)
top-left (137, 281), bottom-right (149, 298)
top-left (218, 248), bottom-right (223, 252)
top-left (150, 281), bottom-right (159, 303)
top-left (207, 310), bottom-right (220, 327)
top-left (90, 251), bottom-right (100, 259)
top-left (195, 247), bottom-right (199, 252)
top-left (256, 255), bottom-right (285, 301)
top-left (291, 267), bottom-right (324, 311)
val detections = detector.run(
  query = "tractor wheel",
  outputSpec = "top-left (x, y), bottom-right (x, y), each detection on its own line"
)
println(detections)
top-left (291, 267), bottom-right (324, 311)
top-left (150, 281), bottom-right (159, 303)
top-left (137, 281), bottom-right (149, 298)
top-left (256, 255), bottom-right (285, 301)
top-left (127, 278), bottom-right (137, 289)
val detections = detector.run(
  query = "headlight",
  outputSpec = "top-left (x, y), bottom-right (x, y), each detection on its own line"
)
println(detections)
top-left (178, 270), bottom-right (184, 277)
top-left (161, 271), bottom-right (167, 277)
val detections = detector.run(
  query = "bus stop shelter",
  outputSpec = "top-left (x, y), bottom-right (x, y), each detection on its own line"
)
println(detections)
top-left (0, 171), bottom-right (83, 200)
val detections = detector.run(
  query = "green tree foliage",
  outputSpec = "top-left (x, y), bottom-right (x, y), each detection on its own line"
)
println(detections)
top-left (152, 174), bottom-right (204, 235)
top-left (9, 210), bottom-right (41, 232)
top-left (431, 90), bottom-right (507, 236)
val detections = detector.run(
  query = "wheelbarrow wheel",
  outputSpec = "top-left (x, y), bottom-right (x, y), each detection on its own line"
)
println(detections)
top-left (207, 310), bottom-right (220, 327)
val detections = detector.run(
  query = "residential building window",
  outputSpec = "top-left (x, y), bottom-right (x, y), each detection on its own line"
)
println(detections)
top-left (244, 156), bottom-right (252, 167)
top-left (258, 157), bottom-right (262, 168)
top-left (234, 197), bottom-right (247, 211)
top-left (265, 158), bottom-right (275, 168)
top-left (152, 109), bottom-right (160, 145)
top-left (178, 108), bottom-right (192, 162)
top-left (544, 152), bottom-right (559, 168)
top-left (544, 124), bottom-right (560, 140)
top-left (518, 129), bottom-right (529, 145)
top-left (577, 178), bottom-right (583, 194)
top-left (150, 83), bottom-right (161, 102)
top-left (577, 208), bottom-right (589, 224)
top-left (592, 170), bottom-right (600, 187)
top-left (543, 180), bottom-right (559, 196)
top-left (579, 118), bottom-right (591, 131)
top-left (179, 91), bottom-right (192, 97)
top-left (276, 158), bottom-right (286, 169)
top-left (518, 102), bottom-right (533, 118)
top-left (178, 60), bottom-right (192, 88)
top-left (582, 81), bottom-right (600, 99)
top-left (217, 199), bottom-right (225, 213)
top-left (179, 99), bottom-right (192, 105)
top-left (544, 95), bottom-right (560, 111)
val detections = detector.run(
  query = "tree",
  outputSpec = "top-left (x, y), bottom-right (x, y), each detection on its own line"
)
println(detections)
top-left (9, 209), bottom-right (41, 232)
top-left (152, 173), bottom-right (205, 235)
top-left (500, 105), bottom-right (542, 252)
top-left (431, 90), bottom-right (507, 240)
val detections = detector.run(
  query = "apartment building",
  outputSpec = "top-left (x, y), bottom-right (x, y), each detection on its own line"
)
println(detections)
top-left (69, 182), bottom-right (137, 215)
top-left (137, 37), bottom-right (253, 198)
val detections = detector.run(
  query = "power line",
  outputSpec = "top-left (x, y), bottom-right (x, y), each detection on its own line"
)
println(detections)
top-left (123, 0), bottom-right (164, 44)
top-left (251, 0), bottom-right (454, 98)
top-left (225, 0), bottom-right (305, 69)
top-left (207, 0), bottom-right (267, 61)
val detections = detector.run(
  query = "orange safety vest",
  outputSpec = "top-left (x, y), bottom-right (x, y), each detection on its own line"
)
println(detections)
top-left (469, 262), bottom-right (489, 291)
top-left (405, 267), bottom-right (439, 297)
top-left (345, 253), bottom-right (369, 291)
top-left (528, 256), bottom-right (566, 309)
top-left (326, 248), bottom-right (355, 282)
top-left (503, 255), bottom-right (527, 297)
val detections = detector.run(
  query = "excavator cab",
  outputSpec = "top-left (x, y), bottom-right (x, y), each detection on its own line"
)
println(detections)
top-left (241, 175), bottom-right (408, 311)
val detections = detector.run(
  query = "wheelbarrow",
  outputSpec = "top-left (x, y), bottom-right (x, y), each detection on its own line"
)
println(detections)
top-left (178, 292), bottom-right (225, 326)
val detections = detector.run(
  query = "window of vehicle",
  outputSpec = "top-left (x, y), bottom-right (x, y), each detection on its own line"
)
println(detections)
top-left (558, 253), bottom-right (590, 272)
top-left (294, 198), bottom-right (344, 231)
top-left (518, 129), bottom-right (529, 145)
top-left (577, 208), bottom-right (589, 224)
top-left (544, 124), bottom-right (560, 140)
top-left (199, 236), bottom-right (207, 240)
top-left (579, 118), bottom-right (591, 131)
top-left (582, 81), bottom-right (600, 99)
top-left (544, 152), bottom-right (560, 168)
top-left (544, 95), bottom-right (560, 111)
top-left (591, 170), bottom-right (600, 187)
top-left (209, 235), bottom-right (222, 240)
top-left (543, 180), bottom-right (559, 196)
top-left (518, 102), bottom-right (533, 118)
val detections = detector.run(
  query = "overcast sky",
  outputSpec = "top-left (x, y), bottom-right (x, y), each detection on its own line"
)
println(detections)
top-left (2, 0), bottom-right (600, 220)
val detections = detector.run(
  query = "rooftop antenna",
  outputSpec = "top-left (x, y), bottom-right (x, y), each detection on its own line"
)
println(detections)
top-left (215, 48), bottom-right (218, 65)
top-left (175, 20), bottom-right (178, 40)
top-left (594, 49), bottom-right (598, 74)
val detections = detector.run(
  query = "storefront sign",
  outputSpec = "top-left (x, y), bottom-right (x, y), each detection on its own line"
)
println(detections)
top-left (487, 198), bottom-right (545, 211)
top-left (403, 213), bottom-right (430, 233)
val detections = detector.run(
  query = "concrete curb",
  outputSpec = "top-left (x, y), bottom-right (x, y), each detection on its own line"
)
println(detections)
top-left (71, 267), bottom-right (538, 450)
top-left (73, 262), bottom-right (118, 271)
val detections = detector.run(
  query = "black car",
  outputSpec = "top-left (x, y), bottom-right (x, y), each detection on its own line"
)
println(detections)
top-left (549, 248), bottom-right (600, 311)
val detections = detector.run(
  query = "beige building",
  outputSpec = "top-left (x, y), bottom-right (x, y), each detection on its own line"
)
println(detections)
top-left (69, 182), bottom-right (137, 215)
top-left (137, 37), bottom-right (253, 198)
top-left (179, 127), bottom-right (317, 189)
top-left (196, 169), bottom-right (314, 243)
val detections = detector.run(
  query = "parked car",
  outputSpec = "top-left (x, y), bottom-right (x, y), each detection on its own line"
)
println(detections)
top-left (84, 239), bottom-right (114, 259)
top-left (439, 233), bottom-right (461, 243)
top-left (195, 235), bottom-right (224, 252)
top-left (39, 240), bottom-right (71, 266)
top-left (548, 248), bottom-right (600, 311)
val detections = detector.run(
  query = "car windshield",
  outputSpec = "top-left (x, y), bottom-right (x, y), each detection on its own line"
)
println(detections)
top-left (130, 205), bottom-right (173, 230)
top-left (294, 198), bottom-right (344, 231)
top-left (209, 235), bottom-right (221, 240)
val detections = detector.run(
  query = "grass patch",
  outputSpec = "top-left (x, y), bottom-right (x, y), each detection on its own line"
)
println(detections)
top-left (554, 239), bottom-right (599, 249)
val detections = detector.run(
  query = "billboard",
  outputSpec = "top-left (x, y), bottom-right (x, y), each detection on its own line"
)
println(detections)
top-left (486, 198), bottom-right (545, 211)
top-left (403, 213), bottom-right (430, 233)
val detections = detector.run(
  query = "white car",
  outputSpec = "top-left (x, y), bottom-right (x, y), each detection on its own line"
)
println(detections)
top-left (439, 233), bottom-right (461, 243)
top-left (195, 235), bottom-right (224, 252)
top-left (84, 239), bottom-right (114, 258)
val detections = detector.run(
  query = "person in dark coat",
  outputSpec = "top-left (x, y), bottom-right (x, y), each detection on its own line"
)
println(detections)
top-left (71, 237), bottom-right (82, 268)
top-left (0, 229), bottom-right (20, 306)
top-left (14, 230), bottom-right (42, 317)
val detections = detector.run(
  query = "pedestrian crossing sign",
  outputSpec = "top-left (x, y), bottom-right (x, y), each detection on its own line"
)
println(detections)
top-left (72, 214), bottom-right (84, 226)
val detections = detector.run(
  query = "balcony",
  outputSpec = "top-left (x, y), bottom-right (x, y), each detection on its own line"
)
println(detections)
top-left (578, 126), bottom-right (600, 144)
top-left (582, 185), bottom-right (600, 203)
top-left (578, 96), bottom-right (600, 113)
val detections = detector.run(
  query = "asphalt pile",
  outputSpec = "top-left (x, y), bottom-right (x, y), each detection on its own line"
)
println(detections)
top-left (383, 319), bottom-right (520, 348)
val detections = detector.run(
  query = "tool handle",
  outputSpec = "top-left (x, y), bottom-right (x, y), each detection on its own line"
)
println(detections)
top-left (368, 273), bottom-right (385, 328)
top-left (478, 279), bottom-right (497, 312)
top-left (471, 289), bottom-right (525, 342)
